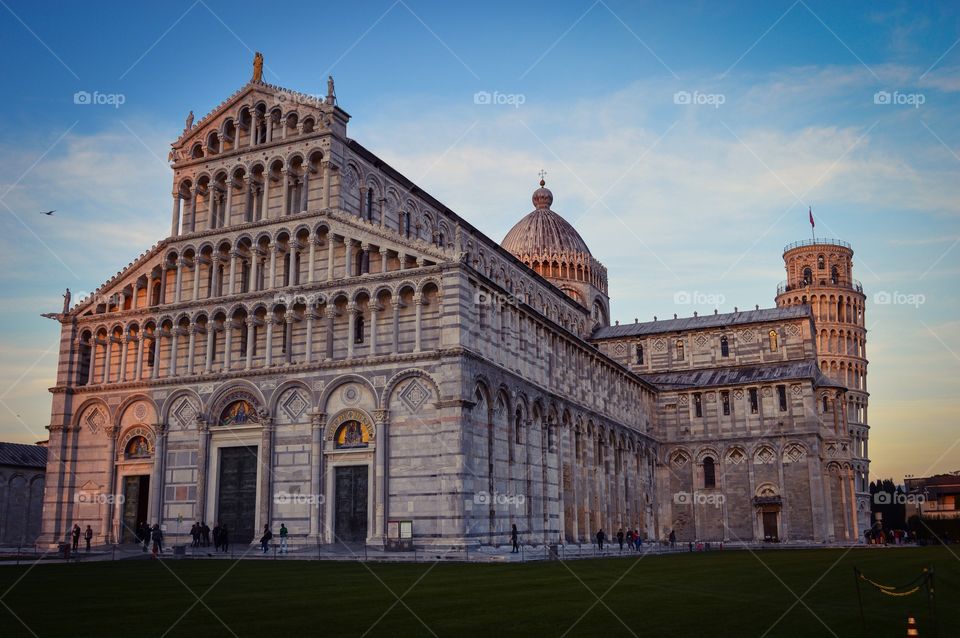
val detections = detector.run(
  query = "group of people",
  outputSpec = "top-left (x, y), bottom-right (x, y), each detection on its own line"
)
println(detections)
top-left (133, 522), bottom-right (166, 557)
top-left (189, 521), bottom-right (231, 552)
top-left (259, 523), bottom-right (289, 554)
top-left (595, 528), bottom-right (648, 552)
top-left (69, 524), bottom-right (94, 552)
top-left (865, 527), bottom-right (915, 545)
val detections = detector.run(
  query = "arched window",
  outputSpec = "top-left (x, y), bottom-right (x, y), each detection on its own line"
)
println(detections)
top-left (831, 265), bottom-right (839, 284)
top-left (817, 255), bottom-right (825, 270)
top-left (703, 457), bottom-right (716, 488)
top-left (768, 330), bottom-right (779, 352)
top-left (822, 396), bottom-right (830, 413)
top-left (335, 420), bottom-right (369, 448)
top-left (354, 315), bottom-right (365, 343)
top-left (635, 344), bottom-right (644, 364)
top-left (675, 339), bottom-right (684, 360)
top-left (515, 410), bottom-right (522, 445)
top-left (720, 336), bottom-right (729, 357)
top-left (365, 188), bottom-right (373, 221)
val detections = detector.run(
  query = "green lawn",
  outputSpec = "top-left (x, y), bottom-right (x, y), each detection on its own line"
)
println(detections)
top-left (0, 547), bottom-right (955, 637)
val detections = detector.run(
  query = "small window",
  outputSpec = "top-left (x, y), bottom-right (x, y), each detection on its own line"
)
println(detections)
top-left (831, 265), bottom-right (839, 284)
top-left (823, 396), bottom-right (830, 413)
top-left (749, 388), bottom-right (759, 414)
top-left (675, 339), bottom-right (684, 361)
top-left (817, 255), bottom-right (825, 270)
top-left (802, 267), bottom-right (813, 286)
top-left (721, 390), bottom-right (730, 416)
top-left (693, 393), bottom-right (703, 417)
top-left (703, 457), bottom-right (716, 488)
top-left (635, 344), bottom-right (644, 364)
top-left (720, 336), bottom-right (729, 357)
top-left (777, 385), bottom-right (787, 411)
top-left (769, 330), bottom-right (779, 352)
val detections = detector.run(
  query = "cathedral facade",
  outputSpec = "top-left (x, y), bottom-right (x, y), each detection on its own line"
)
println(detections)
top-left (37, 61), bottom-right (869, 549)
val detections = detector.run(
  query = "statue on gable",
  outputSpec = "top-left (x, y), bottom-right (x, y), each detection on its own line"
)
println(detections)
top-left (252, 51), bottom-right (264, 82)
top-left (326, 75), bottom-right (336, 105)
top-left (185, 110), bottom-right (194, 131)
top-left (62, 288), bottom-right (71, 314)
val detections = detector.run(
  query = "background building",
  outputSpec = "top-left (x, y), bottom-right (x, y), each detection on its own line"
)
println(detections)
top-left (0, 442), bottom-right (47, 546)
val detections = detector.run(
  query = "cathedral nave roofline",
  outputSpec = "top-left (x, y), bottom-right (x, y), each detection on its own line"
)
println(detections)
top-left (592, 305), bottom-right (812, 340)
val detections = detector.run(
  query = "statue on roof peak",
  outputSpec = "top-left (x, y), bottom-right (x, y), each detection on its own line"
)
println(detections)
top-left (252, 51), bottom-right (263, 82)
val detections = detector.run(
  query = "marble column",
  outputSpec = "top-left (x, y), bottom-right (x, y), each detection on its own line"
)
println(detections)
top-left (265, 319), bottom-right (274, 367)
top-left (224, 320), bottom-right (233, 371)
top-left (374, 409), bottom-right (389, 540)
top-left (147, 423), bottom-right (167, 525)
top-left (347, 305), bottom-right (357, 359)
top-left (326, 236), bottom-right (335, 281)
top-left (269, 246), bottom-right (278, 289)
top-left (309, 412), bottom-right (325, 539)
top-left (413, 294), bottom-right (423, 353)
top-left (261, 169), bottom-right (271, 220)
top-left (205, 325), bottom-right (216, 373)
top-left (228, 252), bottom-right (239, 296)
top-left (325, 307), bottom-right (336, 360)
top-left (158, 266), bottom-right (168, 305)
top-left (186, 323), bottom-right (197, 376)
top-left (151, 334), bottom-right (162, 380)
top-left (250, 251), bottom-right (260, 292)
top-left (391, 302), bottom-right (400, 354)
top-left (192, 256), bottom-right (202, 302)
top-left (305, 311), bottom-right (315, 364)
top-left (174, 259), bottom-right (185, 303)
top-left (168, 328), bottom-right (179, 377)
top-left (134, 335), bottom-right (144, 381)
top-left (101, 426), bottom-right (117, 542)
top-left (119, 329), bottom-right (130, 382)
top-left (322, 161), bottom-right (332, 209)
top-left (103, 335), bottom-right (113, 384)
top-left (245, 317), bottom-right (255, 370)
top-left (285, 316), bottom-right (294, 365)
top-left (307, 238), bottom-right (317, 283)
top-left (196, 420), bottom-right (211, 526)
top-left (279, 169), bottom-right (289, 217)
top-left (370, 305), bottom-right (379, 356)
top-left (170, 193), bottom-right (181, 236)
top-left (258, 419), bottom-right (275, 529)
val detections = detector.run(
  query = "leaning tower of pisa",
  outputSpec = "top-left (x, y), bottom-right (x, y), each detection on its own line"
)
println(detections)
top-left (775, 238), bottom-right (870, 533)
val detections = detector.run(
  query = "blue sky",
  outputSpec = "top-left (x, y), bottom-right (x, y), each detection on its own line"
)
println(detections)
top-left (0, 0), bottom-right (957, 482)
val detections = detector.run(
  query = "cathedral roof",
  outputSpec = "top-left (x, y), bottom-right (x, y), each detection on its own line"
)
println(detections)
top-left (638, 360), bottom-right (840, 391)
top-left (501, 181), bottom-right (592, 258)
top-left (592, 306), bottom-right (812, 340)
top-left (0, 442), bottom-right (47, 469)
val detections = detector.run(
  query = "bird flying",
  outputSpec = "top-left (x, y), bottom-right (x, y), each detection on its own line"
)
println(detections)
top-left (41, 210), bottom-right (55, 215)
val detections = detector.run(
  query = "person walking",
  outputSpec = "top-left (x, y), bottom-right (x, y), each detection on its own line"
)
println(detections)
top-left (511, 524), bottom-right (520, 554)
top-left (190, 522), bottom-right (200, 548)
top-left (151, 524), bottom-right (163, 558)
top-left (617, 528), bottom-right (625, 551)
top-left (260, 524), bottom-right (272, 554)
top-left (220, 524), bottom-right (229, 553)
top-left (201, 521), bottom-right (210, 547)
top-left (71, 524), bottom-right (81, 552)
top-left (279, 523), bottom-right (289, 554)
top-left (596, 529), bottom-right (605, 552)
top-left (212, 523), bottom-right (221, 551)
top-left (669, 529), bottom-right (676, 549)
top-left (84, 525), bottom-right (93, 552)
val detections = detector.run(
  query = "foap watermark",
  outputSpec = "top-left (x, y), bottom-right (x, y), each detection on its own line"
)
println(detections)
top-left (873, 290), bottom-right (925, 308)
top-left (473, 90), bottom-right (526, 108)
top-left (873, 90), bottom-right (925, 109)
top-left (674, 290), bottom-right (726, 306)
top-left (873, 491), bottom-right (924, 506)
top-left (75, 492), bottom-right (124, 505)
top-left (673, 90), bottom-right (725, 108)
top-left (673, 491), bottom-right (725, 508)
top-left (73, 90), bottom-right (126, 109)
top-left (473, 490), bottom-right (526, 508)
top-left (474, 290), bottom-right (520, 308)
top-left (274, 491), bottom-right (325, 505)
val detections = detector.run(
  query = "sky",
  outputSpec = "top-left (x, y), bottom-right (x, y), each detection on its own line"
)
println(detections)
top-left (0, 0), bottom-right (957, 484)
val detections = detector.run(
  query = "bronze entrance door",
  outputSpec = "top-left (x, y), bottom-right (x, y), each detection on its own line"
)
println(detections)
top-left (121, 475), bottom-right (149, 542)
top-left (217, 446), bottom-right (258, 545)
top-left (334, 465), bottom-right (368, 543)
top-left (762, 511), bottom-right (779, 541)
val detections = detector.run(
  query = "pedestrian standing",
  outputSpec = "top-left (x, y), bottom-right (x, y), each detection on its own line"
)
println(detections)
top-left (201, 521), bottom-right (210, 547)
top-left (260, 524), bottom-right (272, 554)
top-left (71, 524), bottom-right (81, 551)
top-left (84, 525), bottom-right (93, 552)
top-left (213, 523), bottom-right (221, 551)
top-left (279, 523), bottom-right (289, 554)
top-left (669, 529), bottom-right (676, 549)
top-left (151, 524), bottom-right (163, 558)
top-left (511, 524), bottom-right (519, 554)
top-left (220, 524), bottom-right (229, 552)
top-left (596, 529), bottom-right (605, 551)
top-left (617, 528), bottom-right (624, 551)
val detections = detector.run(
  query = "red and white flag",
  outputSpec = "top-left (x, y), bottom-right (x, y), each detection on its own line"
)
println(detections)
top-left (809, 207), bottom-right (815, 228)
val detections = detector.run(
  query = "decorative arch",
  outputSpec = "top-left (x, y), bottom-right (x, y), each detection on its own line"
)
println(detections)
top-left (324, 408), bottom-right (376, 444)
top-left (271, 380), bottom-right (313, 424)
top-left (206, 381), bottom-right (267, 424)
top-left (382, 368), bottom-right (440, 410)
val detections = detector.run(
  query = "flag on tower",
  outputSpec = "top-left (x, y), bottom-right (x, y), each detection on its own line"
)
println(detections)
top-left (809, 207), bottom-right (815, 228)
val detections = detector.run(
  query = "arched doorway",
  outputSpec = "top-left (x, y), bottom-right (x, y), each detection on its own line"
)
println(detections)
top-left (214, 396), bottom-right (263, 545)
top-left (325, 410), bottom-right (374, 544)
